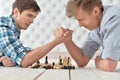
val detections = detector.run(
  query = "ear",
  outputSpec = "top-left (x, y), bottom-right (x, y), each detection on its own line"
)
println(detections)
top-left (92, 7), bottom-right (100, 16)
top-left (13, 7), bottom-right (20, 17)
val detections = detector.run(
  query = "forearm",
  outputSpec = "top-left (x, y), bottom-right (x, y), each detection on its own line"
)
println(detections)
top-left (64, 40), bottom-right (89, 67)
top-left (96, 59), bottom-right (117, 72)
top-left (21, 39), bottom-right (60, 67)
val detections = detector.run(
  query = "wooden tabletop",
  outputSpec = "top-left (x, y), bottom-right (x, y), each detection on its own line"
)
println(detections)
top-left (0, 52), bottom-right (120, 80)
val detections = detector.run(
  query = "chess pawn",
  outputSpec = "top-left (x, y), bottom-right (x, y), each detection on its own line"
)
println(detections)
top-left (52, 62), bottom-right (55, 69)
top-left (54, 64), bottom-right (62, 69)
top-left (30, 61), bottom-right (40, 68)
top-left (37, 61), bottom-right (40, 65)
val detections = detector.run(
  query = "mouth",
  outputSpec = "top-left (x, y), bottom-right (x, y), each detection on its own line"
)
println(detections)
top-left (82, 26), bottom-right (91, 30)
top-left (82, 25), bottom-right (88, 29)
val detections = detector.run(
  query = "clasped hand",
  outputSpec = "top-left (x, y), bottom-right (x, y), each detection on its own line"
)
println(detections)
top-left (54, 27), bottom-right (73, 43)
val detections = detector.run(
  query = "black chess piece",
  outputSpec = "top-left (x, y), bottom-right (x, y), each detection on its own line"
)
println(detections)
top-left (59, 58), bottom-right (63, 65)
top-left (42, 56), bottom-right (52, 69)
top-left (45, 56), bottom-right (48, 64)
top-left (58, 55), bottom-right (63, 66)
top-left (31, 61), bottom-right (40, 68)
top-left (37, 61), bottom-right (40, 65)
top-left (52, 62), bottom-right (55, 69)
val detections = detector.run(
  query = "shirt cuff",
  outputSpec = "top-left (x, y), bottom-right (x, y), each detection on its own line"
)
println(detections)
top-left (101, 48), bottom-right (120, 61)
top-left (81, 47), bottom-right (95, 59)
top-left (15, 47), bottom-right (32, 66)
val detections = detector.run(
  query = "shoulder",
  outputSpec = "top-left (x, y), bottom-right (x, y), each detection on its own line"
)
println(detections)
top-left (104, 6), bottom-right (120, 15)
top-left (0, 16), bottom-right (9, 25)
top-left (0, 16), bottom-right (12, 31)
top-left (103, 6), bottom-right (120, 19)
top-left (101, 6), bottom-right (120, 28)
top-left (0, 15), bottom-right (14, 28)
top-left (0, 15), bottom-right (16, 32)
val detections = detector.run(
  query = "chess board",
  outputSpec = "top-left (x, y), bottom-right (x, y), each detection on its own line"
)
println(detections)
top-left (29, 56), bottom-right (75, 69)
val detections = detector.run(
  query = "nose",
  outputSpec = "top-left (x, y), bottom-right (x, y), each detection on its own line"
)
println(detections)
top-left (30, 18), bottom-right (34, 23)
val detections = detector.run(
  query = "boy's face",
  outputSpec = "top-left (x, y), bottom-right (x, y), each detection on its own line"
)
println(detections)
top-left (13, 8), bottom-right (39, 30)
top-left (74, 7), bottom-right (102, 30)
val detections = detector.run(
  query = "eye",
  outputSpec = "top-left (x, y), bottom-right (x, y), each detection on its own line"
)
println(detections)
top-left (27, 14), bottom-right (33, 18)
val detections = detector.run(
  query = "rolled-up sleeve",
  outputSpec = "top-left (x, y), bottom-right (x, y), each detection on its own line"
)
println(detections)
top-left (81, 32), bottom-right (100, 59)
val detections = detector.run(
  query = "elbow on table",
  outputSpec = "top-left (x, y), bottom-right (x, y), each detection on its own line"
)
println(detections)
top-left (98, 60), bottom-right (117, 72)
top-left (20, 62), bottom-right (30, 68)
top-left (21, 64), bottom-right (29, 68)
top-left (77, 59), bottom-right (89, 67)
top-left (77, 63), bottom-right (88, 67)
top-left (100, 66), bottom-right (115, 72)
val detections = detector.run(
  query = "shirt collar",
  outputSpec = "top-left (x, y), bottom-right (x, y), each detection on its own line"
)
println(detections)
top-left (9, 14), bottom-right (20, 38)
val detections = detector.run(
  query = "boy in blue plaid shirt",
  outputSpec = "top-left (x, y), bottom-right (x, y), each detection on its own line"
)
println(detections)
top-left (0, 0), bottom-right (63, 67)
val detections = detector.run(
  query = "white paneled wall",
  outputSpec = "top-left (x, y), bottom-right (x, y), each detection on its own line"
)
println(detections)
top-left (102, 0), bottom-right (120, 5)
top-left (0, 0), bottom-right (120, 52)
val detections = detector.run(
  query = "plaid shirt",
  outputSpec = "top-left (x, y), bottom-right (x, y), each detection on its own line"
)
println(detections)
top-left (0, 15), bottom-right (31, 66)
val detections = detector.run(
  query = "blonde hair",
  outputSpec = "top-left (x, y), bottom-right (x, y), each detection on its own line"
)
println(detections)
top-left (66, 0), bottom-right (103, 18)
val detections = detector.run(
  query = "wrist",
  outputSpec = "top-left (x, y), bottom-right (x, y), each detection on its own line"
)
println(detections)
top-left (53, 39), bottom-right (63, 45)
top-left (64, 39), bottom-right (73, 44)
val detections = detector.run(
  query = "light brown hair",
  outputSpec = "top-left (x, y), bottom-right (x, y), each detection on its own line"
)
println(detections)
top-left (66, 0), bottom-right (103, 18)
top-left (12, 0), bottom-right (40, 14)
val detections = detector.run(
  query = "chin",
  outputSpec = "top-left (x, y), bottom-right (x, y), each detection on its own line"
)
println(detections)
top-left (23, 26), bottom-right (29, 30)
top-left (24, 28), bottom-right (27, 30)
top-left (22, 27), bottom-right (28, 30)
top-left (87, 28), bottom-right (94, 31)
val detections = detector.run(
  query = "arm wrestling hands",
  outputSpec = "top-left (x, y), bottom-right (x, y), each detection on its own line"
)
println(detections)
top-left (54, 27), bottom-right (73, 43)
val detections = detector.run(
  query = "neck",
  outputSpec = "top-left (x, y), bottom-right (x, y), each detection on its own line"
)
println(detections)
top-left (13, 15), bottom-right (21, 31)
top-left (98, 10), bottom-right (103, 27)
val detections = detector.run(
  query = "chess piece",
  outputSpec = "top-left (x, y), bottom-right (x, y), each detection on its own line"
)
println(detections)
top-left (52, 62), bottom-right (55, 69)
top-left (30, 61), bottom-right (40, 68)
top-left (67, 57), bottom-right (72, 66)
top-left (37, 61), bottom-right (40, 65)
top-left (45, 56), bottom-right (48, 64)
top-left (67, 57), bottom-right (75, 69)
top-left (63, 57), bottom-right (68, 66)
top-left (59, 55), bottom-right (63, 65)
top-left (41, 56), bottom-right (52, 69)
